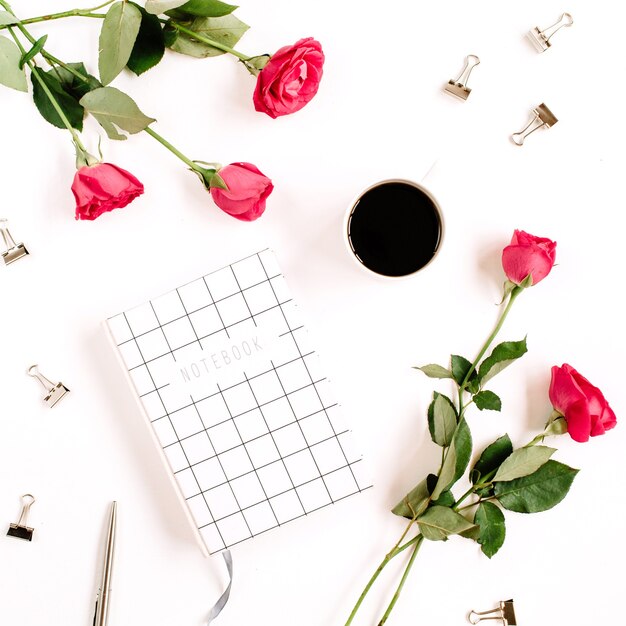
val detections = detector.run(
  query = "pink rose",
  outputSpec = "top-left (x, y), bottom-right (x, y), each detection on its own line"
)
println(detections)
top-left (253, 37), bottom-right (324, 119)
top-left (72, 163), bottom-right (144, 221)
top-left (501, 230), bottom-right (557, 286)
top-left (210, 162), bottom-right (273, 221)
top-left (549, 364), bottom-right (617, 442)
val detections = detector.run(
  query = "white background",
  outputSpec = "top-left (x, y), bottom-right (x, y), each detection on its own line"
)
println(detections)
top-left (1, 1), bottom-right (624, 625)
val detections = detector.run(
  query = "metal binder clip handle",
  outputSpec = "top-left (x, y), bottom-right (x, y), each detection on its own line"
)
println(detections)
top-left (7, 494), bottom-right (36, 541)
top-left (445, 54), bottom-right (480, 100)
top-left (529, 12), bottom-right (573, 52)
top-left (28, 364), bottom-right (70, 408)
top-left (468, 600), bottom-right (517, 625)
top-left (0, 218), bottom-right (29, 266)
top-left (512, 103), bottom-right (558, 146)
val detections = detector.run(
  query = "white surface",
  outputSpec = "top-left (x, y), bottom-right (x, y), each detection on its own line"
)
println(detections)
top-left (0, 1), bottom-right (624, 625)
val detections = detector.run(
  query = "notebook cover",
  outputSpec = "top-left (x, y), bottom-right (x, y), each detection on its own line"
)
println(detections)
top-left (105, 250), bottom-right (370, 555)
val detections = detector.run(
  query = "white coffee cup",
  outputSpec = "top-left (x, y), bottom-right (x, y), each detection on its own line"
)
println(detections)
top-left (344, 179), bottom-right (444, 279)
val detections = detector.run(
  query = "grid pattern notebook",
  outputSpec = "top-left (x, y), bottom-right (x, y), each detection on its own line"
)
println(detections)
top-left (105, 250), bottom-right (370, 555)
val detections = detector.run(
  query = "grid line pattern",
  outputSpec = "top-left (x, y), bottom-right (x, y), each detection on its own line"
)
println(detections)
top-left (107, 250), bottom-right (370, 553)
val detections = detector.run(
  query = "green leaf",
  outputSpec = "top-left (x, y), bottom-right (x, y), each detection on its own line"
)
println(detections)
top-left (431, 489), bottom-right (455, 508)
top-left (428, 393), bottom-right (457, 447)
top-left (433, 445), bottom-right (456, 502)
top-left (467, 378), bottom-right (481, 395)
top-left (544, 416), bottom-right (568, 436)
top-left (30, 63), bottom-right (100, 131)
top-left (80, 86), bottom-right (155, 140)
top-left (474, 390), bottom-right (502, 412)
top-left (477, 338), bottom-right (528, 385)
top-left (460, 524), bottom-right (481, 541)
top-left (0, 36), bottom-right (27, 92)
top-left (53, 62), bottom-right (102, 100)
top-left (162, 23), bottom-right (178, 46)
top-left (494, 446), bottom-right (556, 482)
top-left (475, 485), bottom-right (494, 498)
top-left (145, 0), bottom-right (188, 13)
top-left (499, 279), bottom-right (517, 304)
top-left (193, 166), bottom-right (226, 190)
top-left (495, 460), bottom-right (578, 514)
top-left (98, 1), bottom-right (142, 85)
top-left (415, 364), bottom-right (453, 380)
top-left (173, 0), bottom-right (238, 17)
top-left (432, 419), bottom-right (472, 499)
top-left (391, 479), bottom-right (430, 520)
top-left (19, 34), bottom-right (47, 69)
top-left (452, 418), bottom-right (472, 482)
top-left (127, 3), bottom-right (165, 75)
top-left (31, 67), bottom-right (85, 130)
top-left (243, 54), bottom-right (270, 76)
top-left (451, 355), bottom-right (475, 387)
top-left (474, 501), bottom-right (506, 558)
top-left (169, 14), bottom-right (249, 58)
top-left (0, 10), bottom-right (19, 25)
top-left (425, 473), bottom-right (438, 494)
top-left (472, 434), bottom-right (513, 484)
top-left (417, 506), bottom-right (477, 542)
top-left (519, 274), bottom-right (533, 288)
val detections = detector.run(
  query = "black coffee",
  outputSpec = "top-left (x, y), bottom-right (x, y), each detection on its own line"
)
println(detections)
top-left (347, 181), bottom-right (442, 277)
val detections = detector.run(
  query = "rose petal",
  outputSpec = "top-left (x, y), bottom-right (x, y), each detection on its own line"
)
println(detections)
top-left (564, 400), bottom-right (592, 443)
top-left (549, 365), bottom-right (586, 413)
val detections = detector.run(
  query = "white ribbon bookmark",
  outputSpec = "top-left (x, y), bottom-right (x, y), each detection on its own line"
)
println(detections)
top-left (207, 550), bottom-right (233, 624)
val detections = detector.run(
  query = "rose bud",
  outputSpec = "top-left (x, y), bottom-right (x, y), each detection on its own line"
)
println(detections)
top-left (501, 229), bottom-right (557, 286)
top-left (549, 364), bottom-right (617, 443)
top-left (73, 162), bottom-right (144, 221)
top-left (253, 37), bottom-right (324, 119)
top-left (209, 162), bottom-right (273, 222)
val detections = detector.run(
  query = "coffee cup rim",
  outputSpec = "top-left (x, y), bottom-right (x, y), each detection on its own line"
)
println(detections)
top-left (343, 178), bottom-right (445, 280)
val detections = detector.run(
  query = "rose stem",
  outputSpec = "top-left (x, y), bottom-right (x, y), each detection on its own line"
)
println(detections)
top-left (0, 0), bottom-right (111, 31)
top-left (460, 286), bottom-right (522, 397)
top-left (143, 127), bottom-right (203, 171)
top-left (377, 535), bottom-right (424, 625)
top-left (343, 532), bottom-right (422, 626)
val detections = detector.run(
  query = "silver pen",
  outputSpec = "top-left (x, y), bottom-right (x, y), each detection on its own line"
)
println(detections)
top-left (93, 501), bottom-right (117, 626)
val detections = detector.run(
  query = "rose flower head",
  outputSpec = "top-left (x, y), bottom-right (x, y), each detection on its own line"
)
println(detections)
top-left (549, 364), bottom-right (617, 442)
top-left (253, 38), bottom-right (324, 119)
top-left (73, 162), bottom-right (144, 221)
top-left (207, 162), bottom-right (273, 222)
top-left (502, 229), bottom-right (557, 286)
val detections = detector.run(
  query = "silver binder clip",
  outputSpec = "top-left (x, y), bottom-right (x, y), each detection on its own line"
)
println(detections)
top-left (511, 103), bottom-right (558, 146)
top-left (469, 599), bottom-right (517, 625)
top-left (7, 494), bottom-right (36, 541)
top-left (28, 364), bottom-right (70, 407)
top-left (1, 218), bottom-right (29, 266)
top-left (528, 13), bottom-right (573, 52)
top-left (444, 55), bottom-right (480, 100)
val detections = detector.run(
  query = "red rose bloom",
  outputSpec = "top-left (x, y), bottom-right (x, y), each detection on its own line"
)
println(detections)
top-left (549, 364), bottom-right (617, 442)
top-left (210, 162), bottom-right (273, 221)
top-left (501, 230), bottom-right (557, 286)
top-left (72, 163), bottom-right (144, 221)
top-left (253, 37), bottom-right (324, 119)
